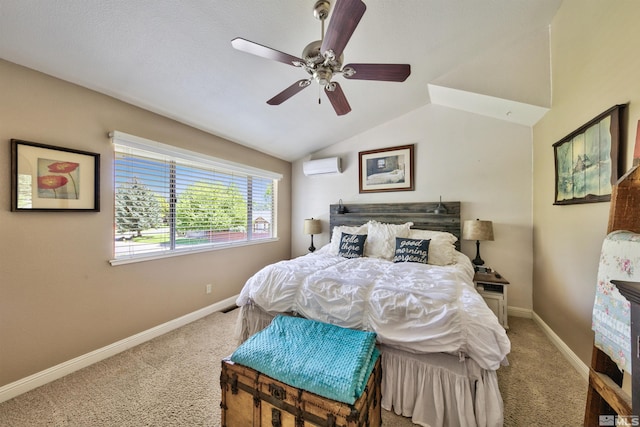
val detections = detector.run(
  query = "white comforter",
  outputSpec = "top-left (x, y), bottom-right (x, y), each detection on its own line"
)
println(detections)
top-left (236, 248), bottom-right (510, 371)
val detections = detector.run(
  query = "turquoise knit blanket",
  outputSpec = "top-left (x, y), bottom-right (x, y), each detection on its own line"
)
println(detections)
top-left (230, 315), bottom-right (379, 404)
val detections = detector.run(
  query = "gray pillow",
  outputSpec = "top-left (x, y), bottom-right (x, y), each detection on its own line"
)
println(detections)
top-left (393, 237), bottom-right (430, 264)
top-left (338, 233), bottom-right (367, 258)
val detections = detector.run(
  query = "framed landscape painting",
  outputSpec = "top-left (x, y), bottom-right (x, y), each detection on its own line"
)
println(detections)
top-left (553, 104), bottom-right (625, 205)
top-left (11, 139), bottom-right (100, 211)
top-left (359, 144), bottom-right (414, 193)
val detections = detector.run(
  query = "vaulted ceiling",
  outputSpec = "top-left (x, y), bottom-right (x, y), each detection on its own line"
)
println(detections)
top-left (0, 0), bottom-right (562, 161)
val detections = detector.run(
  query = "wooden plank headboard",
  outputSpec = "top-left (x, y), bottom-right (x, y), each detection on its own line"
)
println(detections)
top-left (329, 202), bottom-right (461, 250)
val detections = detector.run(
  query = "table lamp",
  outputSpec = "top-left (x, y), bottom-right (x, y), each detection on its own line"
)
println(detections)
top-left (304, 218), bottom-right (322, 252)
top-left (462, 219), bottom-right (494, 267)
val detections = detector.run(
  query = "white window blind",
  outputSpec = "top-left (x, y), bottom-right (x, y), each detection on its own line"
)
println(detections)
top-left (110, 131), bottom-right (281, 264)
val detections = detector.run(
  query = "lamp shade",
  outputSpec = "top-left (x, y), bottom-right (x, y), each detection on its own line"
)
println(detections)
top-left (462, 219), bottom-right (494, 241)
top-left (304, 218), bottom-right (322, 235)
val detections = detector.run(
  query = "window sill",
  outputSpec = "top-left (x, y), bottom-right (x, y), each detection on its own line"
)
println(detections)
top-left (109, 237), bottom-right (280, 266)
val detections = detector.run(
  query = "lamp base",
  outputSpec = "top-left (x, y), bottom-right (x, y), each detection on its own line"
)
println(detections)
top-left (308, 235), bottom-right (316, 253)
top-left (472, 240), bottom-right (485, 266)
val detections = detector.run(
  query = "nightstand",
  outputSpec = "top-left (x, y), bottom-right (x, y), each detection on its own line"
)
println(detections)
top-left (473, 271), bottom-right (509, 329)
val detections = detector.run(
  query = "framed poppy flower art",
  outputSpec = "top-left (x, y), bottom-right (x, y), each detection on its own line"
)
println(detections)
top-left (11, 139), bottom-right (100, 211)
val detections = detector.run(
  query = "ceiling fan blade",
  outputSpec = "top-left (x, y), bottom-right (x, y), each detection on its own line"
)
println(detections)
top-left (324, 82), bottom-right (351, 116)
top-left (267, 80), bottom-right (311, 105)
top-left (342, 63), bottom-right (411, 82)
top-left (231, 37), bottom-right (303, 67)
top-left (320, 0), bottom-right (366, 59)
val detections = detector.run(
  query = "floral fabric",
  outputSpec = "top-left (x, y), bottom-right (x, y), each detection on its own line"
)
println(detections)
top-left (592, 230), bottom-right (640, 372)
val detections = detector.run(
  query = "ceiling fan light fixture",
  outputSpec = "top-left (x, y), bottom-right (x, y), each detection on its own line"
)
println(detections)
top-left (314, 67), bottom-right (333, 87)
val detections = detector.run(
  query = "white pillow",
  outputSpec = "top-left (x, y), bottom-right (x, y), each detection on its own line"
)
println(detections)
top-left (329, 224), bottom-right (368, 255)
top-left (366, 220), bottom-right (413, 259)
top-left (408, 229), bottom-right (457, 243)
top-left (408, 229), bottom-right (457, 266)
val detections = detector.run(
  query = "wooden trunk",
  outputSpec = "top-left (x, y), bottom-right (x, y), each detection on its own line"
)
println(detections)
top-left (220, 358), bottom-right (381, 427)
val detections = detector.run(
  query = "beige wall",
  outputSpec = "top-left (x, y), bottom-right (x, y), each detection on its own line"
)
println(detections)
top-left (533, 1), bottom-right (640, 365)
top-left (292, 103), bottom-right (535, 312)
top-left (6, 0), bottom-right (638, 392)
top-left (0, 59), bottom-right (291, 387)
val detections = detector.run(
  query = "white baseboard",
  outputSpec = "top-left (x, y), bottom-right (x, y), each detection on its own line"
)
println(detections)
top-left (0, 295), bottom-right (239, 404)
top-left (532, 311), bottom-right (589, 381)
top-left (508, 306), bottom-right (533, 319)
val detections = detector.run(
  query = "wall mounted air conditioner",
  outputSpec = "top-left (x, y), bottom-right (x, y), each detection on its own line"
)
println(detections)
top-left (302, 157), bottom-right (342, 176)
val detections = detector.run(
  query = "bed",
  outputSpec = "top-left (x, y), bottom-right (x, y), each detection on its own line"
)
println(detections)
top-left (234, 202), bottom-right (510, 427)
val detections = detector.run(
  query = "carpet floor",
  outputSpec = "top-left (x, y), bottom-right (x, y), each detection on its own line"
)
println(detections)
top-left (0, 310), bottom-right (587, 426)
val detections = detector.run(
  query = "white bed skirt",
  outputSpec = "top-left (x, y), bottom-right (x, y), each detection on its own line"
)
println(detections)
top-left (235, 303), bottom-right (504, 427)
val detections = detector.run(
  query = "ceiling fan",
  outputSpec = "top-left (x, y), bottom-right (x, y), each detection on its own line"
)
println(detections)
top-left (231, 0), bottom-right (411, 116)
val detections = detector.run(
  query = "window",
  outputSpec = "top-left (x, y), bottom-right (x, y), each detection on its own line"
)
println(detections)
top-left (110, 131), bottom-right (281, 265)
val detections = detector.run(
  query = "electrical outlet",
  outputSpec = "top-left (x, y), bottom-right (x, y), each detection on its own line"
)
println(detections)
top-left (205, 284), bottom-right (212, 294)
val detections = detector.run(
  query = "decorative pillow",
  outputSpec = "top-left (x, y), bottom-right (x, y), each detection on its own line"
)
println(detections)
top-left (408, 229), bottom-right (457, 266)
top-left (330, 224), bottom-right (368, 255)
top-left (393, 237), bottom-right (430, 264)
top-left (408, 229), bottom-right (457, 243)
top-left (365, 220), bottom-right (413, 259)
top-left (338, 233), bottom-right (367, 258)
